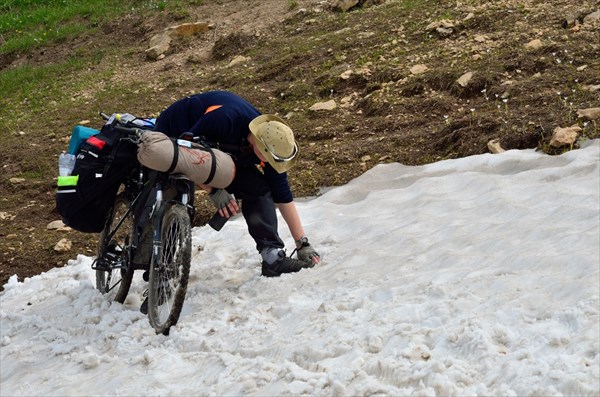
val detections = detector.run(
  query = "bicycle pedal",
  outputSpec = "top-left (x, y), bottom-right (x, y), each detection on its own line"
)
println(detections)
top-left (140, 297), bottom-right (149, 315)
top-left (91, 259), bottom-right (111, 272)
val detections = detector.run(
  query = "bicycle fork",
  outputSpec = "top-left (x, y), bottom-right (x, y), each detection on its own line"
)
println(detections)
top-left (150, 179), bottom-right (192, 273)
top-left (151, 184), bottom-right (165, 271)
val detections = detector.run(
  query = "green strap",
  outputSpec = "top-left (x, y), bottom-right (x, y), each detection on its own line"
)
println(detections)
top-left (57, 175), bottom-right (79, 186)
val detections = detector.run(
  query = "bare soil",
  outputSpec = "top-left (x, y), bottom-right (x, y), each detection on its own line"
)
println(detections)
top-left (1, 0), bottom-right (598, 289)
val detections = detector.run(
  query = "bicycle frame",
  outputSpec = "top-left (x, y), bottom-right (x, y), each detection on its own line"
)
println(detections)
top-left (93, 113), bottom-right (196, 334)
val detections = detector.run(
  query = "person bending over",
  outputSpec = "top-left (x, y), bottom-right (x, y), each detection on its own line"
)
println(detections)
top-left (155, 91), bottom-right (320, 277)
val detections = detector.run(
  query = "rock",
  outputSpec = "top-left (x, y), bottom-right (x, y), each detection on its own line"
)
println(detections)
top-left (309, 100), bottom-right (337, 111)
top-left (146, 22), bottom-right (212, 60)
top-left (456, 71), bottom-right (474, 87)
top-left (228, 55), bottom-right (251, 67)
top-left (9, 178), bottom-right (25, 184)
top-left (47, 220), bottom-right (65, 230)
top-left (54, 238), bottom-right (72, 252)
top-left (330, 0), bottom-right (385, 11)
top-left (561, 12), bottom-right (584, 28)
top-left (550, 126), bottom-right (582, 148)
top-left (0, 212), bottom-right (15, 221)
top-left (577, 107), bottom-right (600, 120)
top-left (487, 139), bottom-right (506, 154)
top-left (426, 19), bottom-right (455, 31)
top-left (187, 53), bottom-right (208, 64)
top-left (524, 39), bottom-right (542, 50)
top-left (410, 64), bottom-right (428, 75)
top-left (435, 27), bottom-right (454, 38)
top-left (583, 10), bottom-right (600, 23)
top-left (340, 70), bottom-right (353, 80)
top-left (425, 19), bottom-right (455, 38)
top-left (340, 93), bottom-right (359, 108)
top-left (145, 32), bottom-right (172, 60)
top-left (330, 0), bottom-right (359, 12)
top-left (583, 84), bottom-right (600, 92)
top-left (169, 22), bottom-right (211, 37)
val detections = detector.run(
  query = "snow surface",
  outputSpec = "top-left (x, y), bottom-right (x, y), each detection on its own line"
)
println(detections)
top-left (1, 140), bottom-right (599, 396)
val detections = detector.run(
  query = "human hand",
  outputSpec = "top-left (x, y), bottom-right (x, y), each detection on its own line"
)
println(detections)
top-left (209, 189), bottom-right (239, 218)
top-left (295, 236), bottom-right (321, 264)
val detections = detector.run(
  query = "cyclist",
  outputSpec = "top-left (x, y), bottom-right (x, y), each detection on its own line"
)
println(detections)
top-left (154, 91), bottom-right (321, 277)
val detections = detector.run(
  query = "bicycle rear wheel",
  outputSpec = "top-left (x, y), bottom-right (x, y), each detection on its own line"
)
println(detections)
top-left (96, 193), bottom-right (134, 303)
top-left (148, 203), bottom-right (191, 335)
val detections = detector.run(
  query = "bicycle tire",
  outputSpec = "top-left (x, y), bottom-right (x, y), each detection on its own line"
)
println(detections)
top-left (148, 203), bottom-right (191, 335)
top-left (96, 193), bottom-right (134, 303)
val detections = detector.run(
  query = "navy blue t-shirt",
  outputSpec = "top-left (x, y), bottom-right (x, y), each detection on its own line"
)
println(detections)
top-left (155, 91), bottom-right (293, 203)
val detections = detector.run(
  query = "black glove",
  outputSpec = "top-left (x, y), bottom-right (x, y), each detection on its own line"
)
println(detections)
top-left (209, 189), bottom-right (234, 211)
top-left (295, 236), bottom-right (321, 264)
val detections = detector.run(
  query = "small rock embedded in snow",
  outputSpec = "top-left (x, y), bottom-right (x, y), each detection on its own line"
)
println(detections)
top-left (487, 139), bottom-right (506, 154)
top-left (550, 126), bottom-right (582, 148)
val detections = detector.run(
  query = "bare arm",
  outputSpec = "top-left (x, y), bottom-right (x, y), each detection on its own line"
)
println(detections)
top-left (276, 201), bottom-right (305, 242)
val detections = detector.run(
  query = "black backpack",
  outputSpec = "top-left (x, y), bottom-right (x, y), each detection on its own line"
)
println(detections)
top-left (55, 122), bottom-right (139, 233)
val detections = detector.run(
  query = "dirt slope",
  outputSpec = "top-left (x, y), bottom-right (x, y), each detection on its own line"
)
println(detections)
top-left (1, 0), bottom-right (598, 288)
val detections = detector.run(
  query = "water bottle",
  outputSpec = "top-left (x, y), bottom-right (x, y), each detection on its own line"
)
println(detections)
top-left (58, 152), bottom-right (76, 176)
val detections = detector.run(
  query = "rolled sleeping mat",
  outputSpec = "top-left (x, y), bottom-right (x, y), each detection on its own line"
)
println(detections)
top-left (137, 131), bottom-right (235, 189)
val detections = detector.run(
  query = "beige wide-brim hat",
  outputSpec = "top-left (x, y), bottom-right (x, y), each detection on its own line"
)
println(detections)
top-left (249, 114), bottom-right (299, 174)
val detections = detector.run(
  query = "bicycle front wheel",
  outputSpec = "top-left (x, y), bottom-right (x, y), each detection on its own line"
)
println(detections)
top-left (96, 193), bottom-right (134, 303)
top-left (148, 204), bottom-right (191, 335)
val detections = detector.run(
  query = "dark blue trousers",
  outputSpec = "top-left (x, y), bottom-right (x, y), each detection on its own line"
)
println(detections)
top-left (226, 165), bottom-right (284, 253)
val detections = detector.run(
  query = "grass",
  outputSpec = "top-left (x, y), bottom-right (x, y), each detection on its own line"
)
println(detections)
top-left (1, 0), bottom-right (114, 54)
top-left (0, 0), bottom-right (204, 131)
top-left (0, 0), bottom-right (203, 54)
top-left (0, 57), bottom-right (103, 133)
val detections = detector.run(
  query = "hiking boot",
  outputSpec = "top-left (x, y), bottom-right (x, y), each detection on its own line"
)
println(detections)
top-left (261, 250), bottom-right (314, 277)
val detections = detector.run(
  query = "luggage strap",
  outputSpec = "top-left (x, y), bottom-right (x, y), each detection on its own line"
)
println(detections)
top-left (176, 139), bottom-right (217, 185)
top-left (166, 139), bottom-right (179, 174)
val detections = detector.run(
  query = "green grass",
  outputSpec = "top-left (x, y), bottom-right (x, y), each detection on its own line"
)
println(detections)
top-left (0, 0), bottom-right (203, 54)
top-left (0, 0), bottom-right (207, 131)
top-left (0, 58), bottom-right (92, 131)
top-left (2, 0), bottom-right (113, 54)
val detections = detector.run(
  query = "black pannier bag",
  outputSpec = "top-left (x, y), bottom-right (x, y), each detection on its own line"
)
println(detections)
top-left (56, 123), bottom-right (138, 233)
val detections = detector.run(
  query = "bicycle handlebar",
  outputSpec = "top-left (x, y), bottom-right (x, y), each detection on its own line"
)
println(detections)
top-left (99, 111), bottom-right (145, 140)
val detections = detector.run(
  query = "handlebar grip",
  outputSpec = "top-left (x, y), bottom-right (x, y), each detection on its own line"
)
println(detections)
top-left (113, 124), bottom-right (143, 137)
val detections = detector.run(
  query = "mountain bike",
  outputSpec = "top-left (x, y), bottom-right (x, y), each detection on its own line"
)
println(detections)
top-left (92, 114), bottom-right (194, 335)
